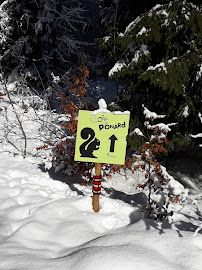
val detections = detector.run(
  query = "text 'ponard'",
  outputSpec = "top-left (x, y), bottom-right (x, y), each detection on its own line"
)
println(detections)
top-left (99, 122), bottom-right (126, 131)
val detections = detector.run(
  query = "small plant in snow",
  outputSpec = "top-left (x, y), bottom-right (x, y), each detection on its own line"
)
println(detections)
top-left (130, 105), bottom-right (188, 220)
top-left (0, 72), bottom-right (65, 157)
top-left (40, 67), bottom-right (94, 180)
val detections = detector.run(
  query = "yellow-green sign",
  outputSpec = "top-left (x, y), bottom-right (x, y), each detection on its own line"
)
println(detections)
top-left (74, 110), bottom-right (130, 165)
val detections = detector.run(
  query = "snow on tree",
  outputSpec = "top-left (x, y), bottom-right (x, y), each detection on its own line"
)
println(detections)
top-left (130, 105), bottom-right (188, 220)
top-left (191, 112), bottom-right (202, 147)
top-left (100, 0), bottom-right (202, 148)
top-left (0, 0), bottom-right (86, 87)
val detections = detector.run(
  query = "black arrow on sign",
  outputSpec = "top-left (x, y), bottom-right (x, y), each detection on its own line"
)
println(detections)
top-left (109, 135), bottom-right (118, 152)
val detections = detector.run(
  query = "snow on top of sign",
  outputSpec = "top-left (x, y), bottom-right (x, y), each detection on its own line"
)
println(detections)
top-left (91, 98), bottom-right (110, 115)
top-left (113, 110), bottom-right (130, 115)
top-left (98, 98), bottom-right (107, 110)
top-left (92, 99), bottom-right (130, 116)
top-left (91, 109), bottom-right (110, 116)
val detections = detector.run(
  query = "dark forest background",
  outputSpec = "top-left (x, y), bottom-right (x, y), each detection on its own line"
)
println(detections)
top-left (0, 0), bottom-right (201, 163)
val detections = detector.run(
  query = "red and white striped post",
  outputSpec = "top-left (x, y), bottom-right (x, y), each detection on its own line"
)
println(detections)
top-left (92, 163), bottom-right (102, 212)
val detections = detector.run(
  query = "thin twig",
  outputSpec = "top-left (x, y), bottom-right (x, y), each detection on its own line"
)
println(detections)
top-left (0, 66), bottom-right (27, 158)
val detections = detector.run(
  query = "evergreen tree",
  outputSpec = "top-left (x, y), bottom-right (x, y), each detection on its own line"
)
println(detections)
top-left (100, 0), bottom-right (202, 149)
top-left (95, 0), bottom-right (171, 77)
top-left (0, 0), bottom-right (86, 86)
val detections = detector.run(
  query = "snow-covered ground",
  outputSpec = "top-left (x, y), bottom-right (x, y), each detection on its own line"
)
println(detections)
top-left (0, 81), bottom-right (202, 269)
top-left (0, 152), bottom-right (202, 270)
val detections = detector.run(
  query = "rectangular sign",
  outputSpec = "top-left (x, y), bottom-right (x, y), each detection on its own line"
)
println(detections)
top-left (74, 110), bottom-right (130, 165)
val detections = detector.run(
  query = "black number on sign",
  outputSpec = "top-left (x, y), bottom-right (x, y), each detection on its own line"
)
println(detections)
top-left (79, 128), bottom-right (100, 158)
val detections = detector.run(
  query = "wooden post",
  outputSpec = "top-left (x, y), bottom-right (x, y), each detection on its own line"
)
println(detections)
top-left (92, 163), bottom-right (102, 212)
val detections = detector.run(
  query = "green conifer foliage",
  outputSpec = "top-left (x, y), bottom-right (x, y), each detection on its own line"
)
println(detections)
top-left (101, 0), bottom-right (202, 146)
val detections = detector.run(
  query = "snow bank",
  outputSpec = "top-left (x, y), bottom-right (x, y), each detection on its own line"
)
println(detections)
top-left (0, 79), bottom-right (202, 270)
top-left (0, 151), bottom-right (202, 269)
